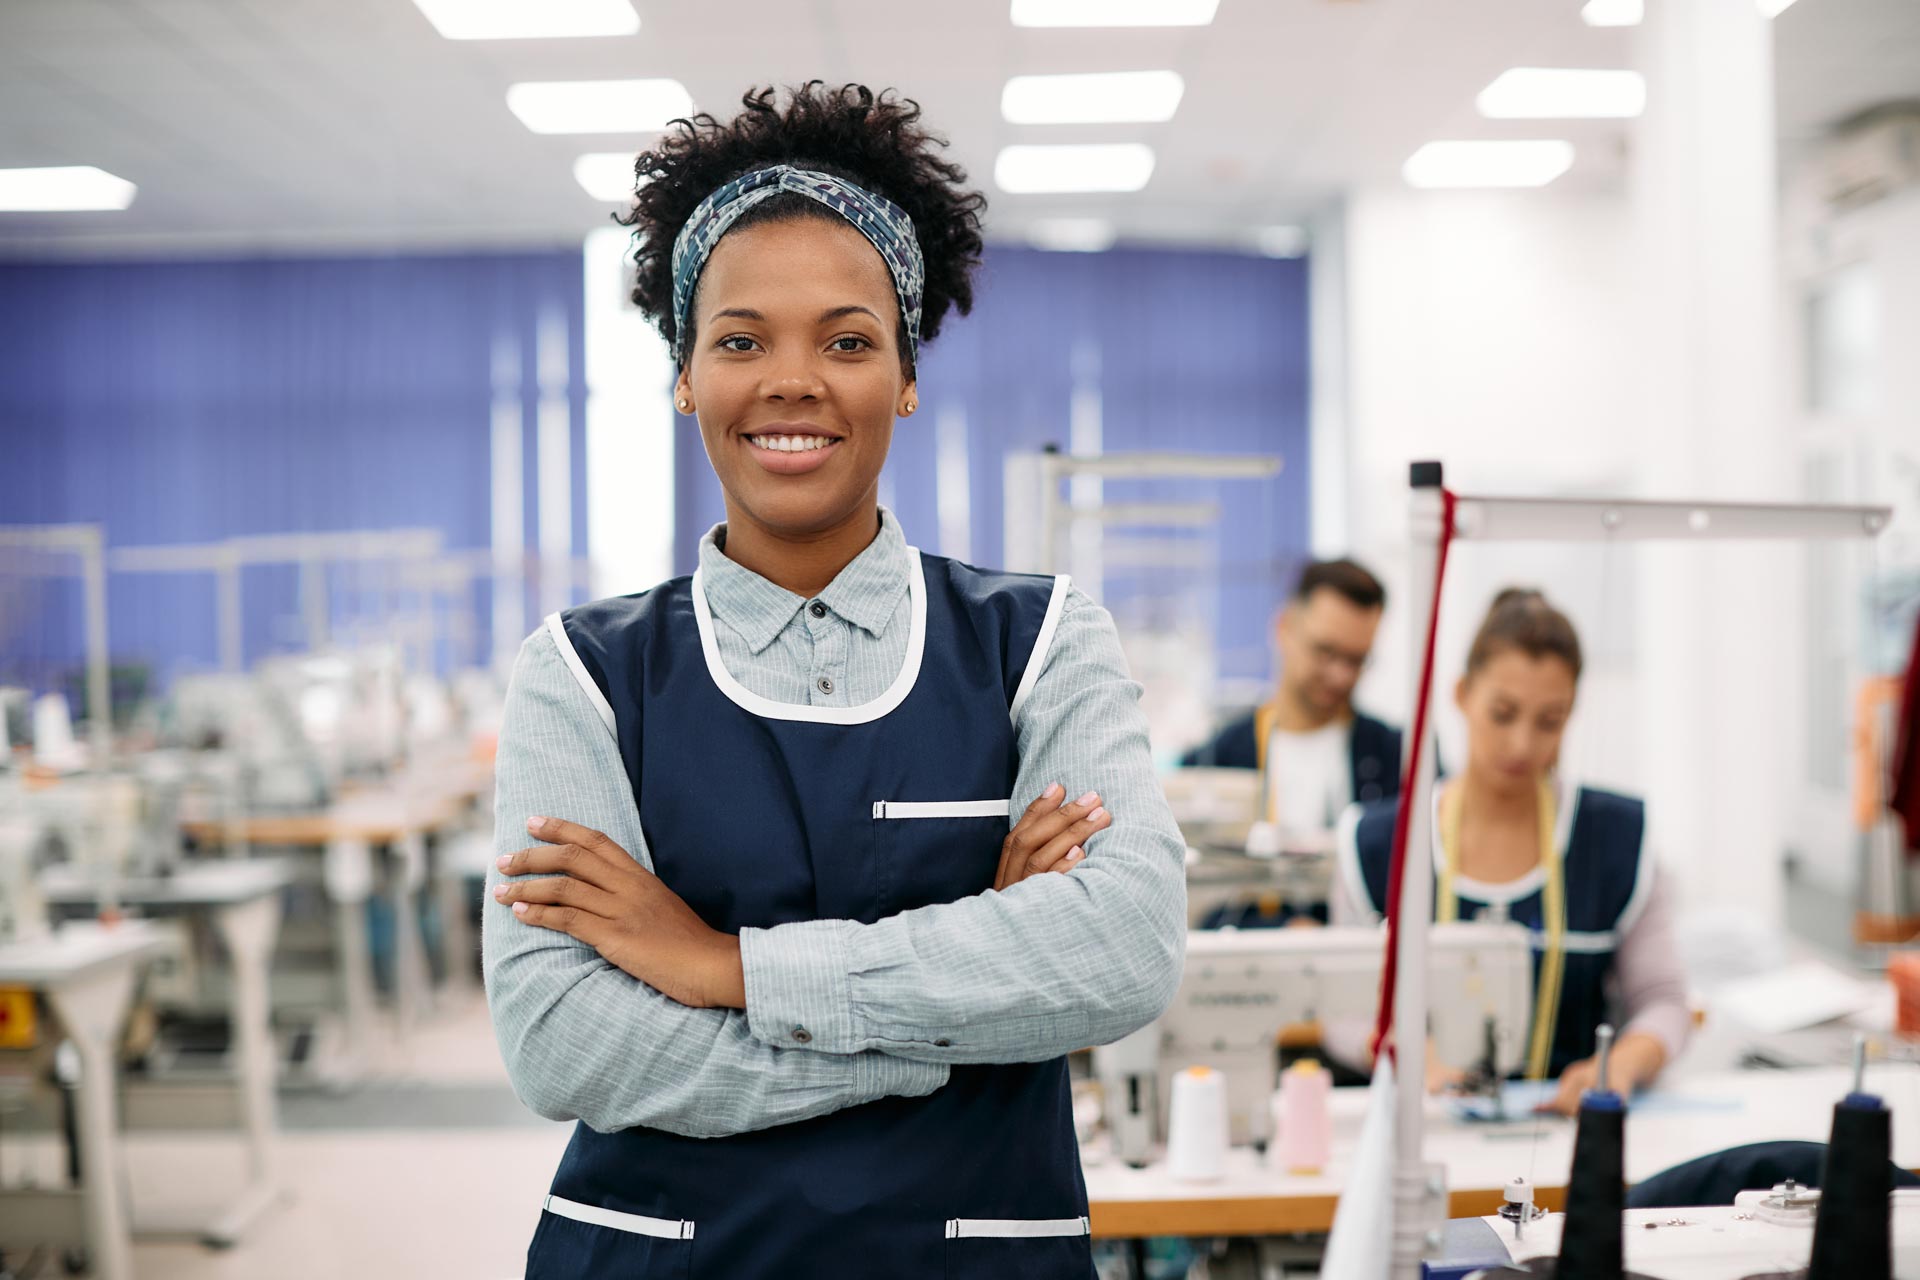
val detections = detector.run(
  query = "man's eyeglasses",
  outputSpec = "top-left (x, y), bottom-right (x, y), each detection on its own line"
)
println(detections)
top-left (1305, 639), bottom-right (1370, 674)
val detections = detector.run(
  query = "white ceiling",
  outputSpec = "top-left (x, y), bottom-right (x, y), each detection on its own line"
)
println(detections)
top-left (0, 0), bottom-right (1911, 257)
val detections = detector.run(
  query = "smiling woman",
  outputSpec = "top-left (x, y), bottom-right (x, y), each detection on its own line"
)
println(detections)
top-left (616, 86), bottom-right (986, 587)
top-left (481, 82), bottom-right (1188, 1280)
top-left (682, 215), bottom-right (907, 549)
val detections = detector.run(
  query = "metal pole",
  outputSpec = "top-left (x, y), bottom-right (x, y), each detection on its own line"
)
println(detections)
top-left (78, 526), bottom-right (112, 764)
top-left (301, 555), bottom-right (328, 652)
top-left (1392, 468), bottom-right (1446, 1277)
top-left (217, 547), bottom-right (243, 673)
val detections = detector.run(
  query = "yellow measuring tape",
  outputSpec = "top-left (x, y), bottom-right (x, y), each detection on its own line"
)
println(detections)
top-left (1253, 699), bottom-right (1280, 825)
top-left (1436, 778), bottom-right (1566, 1081)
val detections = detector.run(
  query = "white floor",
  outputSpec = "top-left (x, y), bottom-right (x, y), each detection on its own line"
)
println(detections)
top-left (127, 1126), bottom-right (569, 1279)
top-left (9, 997), bottom-right (574, 1280)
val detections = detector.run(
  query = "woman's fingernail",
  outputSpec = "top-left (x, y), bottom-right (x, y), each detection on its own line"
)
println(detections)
top-left (495, 854), bottom-right (512, 870)
top-left (1075, 790), bottom-right (1099, 807)
top-left (526, 816), bottom-right (547, 833)
top-left (1067, 847), bottom-right (1085, 861)
top-left (1044, 782), bottom-right (1063, 799)
top-left (492, 884), bottom-right (508, 901)
top-left (511, 901), bottom-right (529, 916)
top-left (1089, 807), bottom-right (1109, 824)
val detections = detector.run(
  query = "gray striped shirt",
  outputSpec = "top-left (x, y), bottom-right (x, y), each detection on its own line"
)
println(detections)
top-left (483, 509), bottom-right (1187, 1137)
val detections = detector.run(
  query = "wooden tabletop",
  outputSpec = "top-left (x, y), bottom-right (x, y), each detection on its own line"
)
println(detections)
top-left (0, 920), bottom-right (173, 987)
top-left (41, 859), bottom-right (296, 910)
top-left (1083, 1064), bottom-right (1920, 1238)
top-left (180, 759), bottom-right (492, 847)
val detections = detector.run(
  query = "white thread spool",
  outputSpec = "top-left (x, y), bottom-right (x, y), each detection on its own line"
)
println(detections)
top-left (1166, 1066), bottom-right (1229, 1183)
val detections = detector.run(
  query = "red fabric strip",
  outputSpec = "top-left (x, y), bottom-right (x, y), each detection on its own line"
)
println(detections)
top-left (1371, 487), bottom-right (1458, 1065)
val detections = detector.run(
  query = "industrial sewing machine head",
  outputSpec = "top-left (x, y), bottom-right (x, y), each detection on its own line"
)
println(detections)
top-left (1094, 921), bottom-right (1533, 1166)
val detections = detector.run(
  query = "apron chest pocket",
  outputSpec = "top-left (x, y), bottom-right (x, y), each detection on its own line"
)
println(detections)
top-left (872, 799), bottom-right (1012, 915)
top-left (944, 1216), bottom-right (1093, 1279)
top-left (872, 800), bottom-right (1012, 820)
top-left (526, 1194), bottom-right (694, 1280)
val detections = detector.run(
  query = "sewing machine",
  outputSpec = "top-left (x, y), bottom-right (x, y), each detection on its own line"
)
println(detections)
top-left (1095, 922), bottom-right (1533, 1163)
top-left (0, 803), bottom-right (51, 945)
top-left (1431, 1192), bottom-right (1920, 1278)
top-left (163, 649), bottom-right (409, 812)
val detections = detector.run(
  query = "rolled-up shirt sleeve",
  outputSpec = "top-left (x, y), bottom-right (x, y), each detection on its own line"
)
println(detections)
top-left (482, 627), bottom-right (948, 1138)
top-left (1613, 866), bottom-right (1692, 1066)
top-left (737, 589), bottom-right (1188, 1064)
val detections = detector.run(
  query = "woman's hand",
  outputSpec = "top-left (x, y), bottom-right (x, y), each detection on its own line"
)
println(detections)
top-left (494, 816), bottom-right (746, 1010)
top-left (994, 783), bottom-right (1113, 891)
top-left (1542, 1031), bottom-right (1667, 1115)
top-left (1425, 1037), bottom-right (1467, 1095)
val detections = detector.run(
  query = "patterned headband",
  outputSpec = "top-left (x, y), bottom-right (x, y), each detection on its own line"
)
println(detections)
top-left (669, 164), bottom-right (925, 366)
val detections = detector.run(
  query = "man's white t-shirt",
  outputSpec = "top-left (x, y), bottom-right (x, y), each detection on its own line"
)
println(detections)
top-left (1263, 720), bottom-right (1352, 837)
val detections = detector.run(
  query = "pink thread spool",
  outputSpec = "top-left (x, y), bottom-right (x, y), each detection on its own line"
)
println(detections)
top-left (1271, 1058), bottom-right (1333, 1175)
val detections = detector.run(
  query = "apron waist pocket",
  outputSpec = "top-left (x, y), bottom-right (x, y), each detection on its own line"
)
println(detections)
top-left (545, 1193), bottom-right (697, 1240)
top-left (944, 1215), bottom-right (1090, 1239)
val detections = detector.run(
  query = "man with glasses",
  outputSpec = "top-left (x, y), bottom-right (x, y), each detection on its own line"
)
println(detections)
top-left (1182, 559), bottom-right (1403, 842)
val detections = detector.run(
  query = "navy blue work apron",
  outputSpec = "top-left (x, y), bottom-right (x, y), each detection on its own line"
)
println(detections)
top-left (1344, 785), bottom-right (1648, 1076)
top-left (527, 547), bottom-right (1094, 1279)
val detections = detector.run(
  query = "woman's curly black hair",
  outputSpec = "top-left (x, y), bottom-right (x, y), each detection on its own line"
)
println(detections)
top-left (618, 82), bottom-right (987, 373)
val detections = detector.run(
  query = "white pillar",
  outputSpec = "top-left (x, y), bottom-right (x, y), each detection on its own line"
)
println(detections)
top-left (1067, 340), bottom-right (1104, 600)
top-left (583, 227), bottom-right (675, 598)
top-left (1632, 0), bottom-right (1786, 920)
top-left (536, 307), bottom-right (574, 620)
top-left (1308, 200), bottom-right (1351, 557)
top-left (490, 334), bottom-right (525, 670)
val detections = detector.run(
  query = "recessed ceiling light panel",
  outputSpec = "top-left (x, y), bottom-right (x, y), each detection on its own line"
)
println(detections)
top-left (0, 166), bottom-right (137, 211)
top-left (507, 79), bottom-right (693, 134)
top-left (1477, 68), bottom-right (1645, 119)
top-left (1403, 141), bottom-right (1575, 189)
top-left (414, 0), bottom-right (640, 40)
top-left (575, 153), bottom-right (640, 202)
top-left (1002, 71), bottom-right (1185, 124)
top-left (995, 145), bottom-right (1156, 194)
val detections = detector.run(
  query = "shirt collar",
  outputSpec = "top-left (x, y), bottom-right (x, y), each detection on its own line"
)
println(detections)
top-left (697, 507), bottom-right (911, 653)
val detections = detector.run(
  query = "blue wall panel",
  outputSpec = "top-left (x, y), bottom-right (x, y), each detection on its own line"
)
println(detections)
top-left (0, 250), bottom-right (584, 692)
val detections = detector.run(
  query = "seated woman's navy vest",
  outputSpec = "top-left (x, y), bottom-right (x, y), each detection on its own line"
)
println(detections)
top-left (525, 548), bottom-right (1093, 1280)
top-left (1337, 784), bottom-right (1649, 1076)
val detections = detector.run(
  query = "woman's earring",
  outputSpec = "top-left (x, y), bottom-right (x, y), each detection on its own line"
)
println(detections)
top-left (903, 401), bottom-right (917, 416)
top-left (676, 398), bottom-right (690, 413)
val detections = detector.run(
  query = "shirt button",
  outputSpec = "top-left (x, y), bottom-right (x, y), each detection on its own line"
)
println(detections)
top-left (809, 601), bottom-right (827, 618)
top-left (817, 677), bottom-right (833, 695)
top-left (792, 1027), bottom-right (812, 1044)
top-left (934, 1038), bottom-right (952, 1048)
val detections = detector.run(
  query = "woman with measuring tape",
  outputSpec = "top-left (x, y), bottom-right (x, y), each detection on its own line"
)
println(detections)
top-left (1332, 588), bottom-right (1690, 1114)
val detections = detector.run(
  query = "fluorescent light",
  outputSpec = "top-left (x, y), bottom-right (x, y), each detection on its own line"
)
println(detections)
top-left (1011, 0), bottom-right (1218, 26)
top-left (0, 166), bottom-right (136, 211)
top-left (1255, 225), bottom-right (1308, 259)
top-left (995, 144), bottom-right (1155, 194)
top-left (413, 0), bottom-right (639, 39)
top-left (1026, 219), bottom-right (1118, 252)
top-left (507, 79), bottom-right (692, 134)
top-left (1403, 141), bottom-right (1575, 189)
top-left (1477, 69), bottom-right (1645, 119)
top-left (1580, 0), bottom-right (1642, 25)
top-left (575, 153), bottom-right (638, 202)
top-left (1002, 71), bottom-right (1184, 124)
